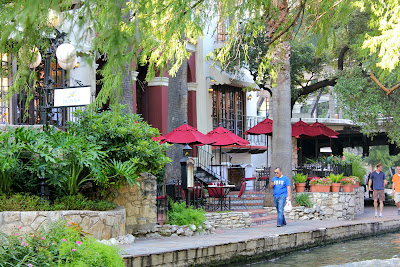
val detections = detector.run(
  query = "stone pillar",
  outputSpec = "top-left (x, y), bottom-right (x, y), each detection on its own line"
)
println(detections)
top-left (113, 173), bottom-right (157, 234)
top-left (147, 77), bottom-right (169, 134)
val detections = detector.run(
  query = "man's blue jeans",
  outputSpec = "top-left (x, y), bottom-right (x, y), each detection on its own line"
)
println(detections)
top-left (274, 196), bottom-right (287, 226)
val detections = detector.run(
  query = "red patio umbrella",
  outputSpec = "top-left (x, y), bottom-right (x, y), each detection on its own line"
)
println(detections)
top-left (244, 118), bottom-right (273, 167)
top-left (206, 127), bottom-right (250, 179)
top-left (309, 121), bottom-right (340, 137)
top-left (207, 127), bottom-right (250, 146)
top-left (309, 121), bottom-right (340, 159)
top-left (244, 118), bottom-right (273, 135)
top-left (160, 124), bottom-right (215, 145)
top-left (292, 120), bottom-right (318, 138)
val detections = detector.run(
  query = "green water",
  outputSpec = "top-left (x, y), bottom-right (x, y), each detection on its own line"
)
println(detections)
top-left (232, 232), bottom-right (400, 267)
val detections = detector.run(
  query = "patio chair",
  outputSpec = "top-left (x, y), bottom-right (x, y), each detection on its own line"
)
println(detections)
top-left (237, 181), bottom-right (247, 210)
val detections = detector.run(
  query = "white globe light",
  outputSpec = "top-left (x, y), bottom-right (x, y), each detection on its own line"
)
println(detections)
top-left (58, 57), bottom-right (78, 70)
top-left (56, 43), bottom-right (76, 64)
top-left (28, 48), bottom-right (42, 68)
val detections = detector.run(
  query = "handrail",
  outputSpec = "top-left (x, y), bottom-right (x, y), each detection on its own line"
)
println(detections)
top-left (196, 146), bottom-right (221, 179)
top-left (295, 163), bottom-right (353, 177)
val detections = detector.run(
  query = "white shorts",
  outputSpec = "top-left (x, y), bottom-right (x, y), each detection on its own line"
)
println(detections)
top-left (395, 192), bottom-right (400, 203)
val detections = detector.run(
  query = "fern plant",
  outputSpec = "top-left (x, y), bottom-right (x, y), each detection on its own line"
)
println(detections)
top-left (293, 173), bottom-right (307, 183)
top-left (295, 194), bottom-right (313, 207)
top-left (167, 201), bottom-right (206, 229)
top-left (326, 173), bottom-right (343, 183)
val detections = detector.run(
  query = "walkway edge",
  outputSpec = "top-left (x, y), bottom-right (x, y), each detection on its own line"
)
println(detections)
top-left (122, 219), bottom-right (400, 267)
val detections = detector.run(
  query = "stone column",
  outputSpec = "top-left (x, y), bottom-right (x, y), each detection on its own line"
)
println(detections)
top-left (113, 173), bottom-right (157, 234)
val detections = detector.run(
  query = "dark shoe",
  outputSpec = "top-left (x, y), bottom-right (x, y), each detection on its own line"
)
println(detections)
top-left (276, 225), bottom-right (282, 227)
top-left (283, 222), bottom-right (287, 226)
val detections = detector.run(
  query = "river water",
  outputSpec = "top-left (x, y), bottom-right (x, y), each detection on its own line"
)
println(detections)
top-left (231, 232), bottom-right (400, 267)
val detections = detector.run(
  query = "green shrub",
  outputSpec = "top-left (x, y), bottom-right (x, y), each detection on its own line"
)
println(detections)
top-left (167, 201), bottom-right (206, 228)
top-left (295, 194), bottom-right (313, 207)
top-left (0, 220), bottom-right (124, 266)
top-left (67, 104), bottom-right (171, 198)
top-left (0, 194), bottom-right (117, 212)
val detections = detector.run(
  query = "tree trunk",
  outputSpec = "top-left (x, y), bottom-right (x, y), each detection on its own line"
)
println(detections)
top-left (264, 41), bottom-right (292, 207)
top-left (120, 64), bottom-right (134, 113)
top-left (165, 59), bottom-right (188, 183)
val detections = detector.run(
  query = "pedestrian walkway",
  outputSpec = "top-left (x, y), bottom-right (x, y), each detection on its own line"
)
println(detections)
top-left (121, 206), bottom-right (400, 267)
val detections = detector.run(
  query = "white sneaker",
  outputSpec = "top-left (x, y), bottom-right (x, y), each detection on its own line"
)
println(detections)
top-left (375, 212), bottom-right (378, 217)
top-left (379, 213), bottom-right (383, 217)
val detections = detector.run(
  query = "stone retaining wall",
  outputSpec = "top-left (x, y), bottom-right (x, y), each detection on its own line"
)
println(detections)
top-left (264, 187), bottom-right (364, 220)
top-left (0, 206), bottom-right (125, 240)
top-left (113, 173), bottom-right (157, 234)
top-left (205, 212), bottom-right (252, 229)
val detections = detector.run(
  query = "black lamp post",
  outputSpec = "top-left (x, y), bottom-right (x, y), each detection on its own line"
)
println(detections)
top-left (180, 144), bottom-right (192, 205)
top-left (37, 167), bottom-right (50, 202)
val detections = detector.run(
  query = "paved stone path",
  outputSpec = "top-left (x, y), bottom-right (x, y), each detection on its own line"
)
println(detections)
top-left (120, 206), bottom-right (400, 266)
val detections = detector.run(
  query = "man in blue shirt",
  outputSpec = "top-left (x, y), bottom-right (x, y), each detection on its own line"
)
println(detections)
top-left (269, 167), bottom-right (291, 227)
top-left (368, 163), bottom-right (388, 217)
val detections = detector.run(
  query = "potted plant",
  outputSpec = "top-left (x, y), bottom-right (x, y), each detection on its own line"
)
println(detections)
top-left (349, 176), bottom-right (360, 188)
top-left (340, 177), bottom-right (355, 192)
top-left (326, 173), bottom-right (343, 192)
top-left (293, 173), bottom-right (307, 192)
top-left (309, 177), bottom-right (332, 192)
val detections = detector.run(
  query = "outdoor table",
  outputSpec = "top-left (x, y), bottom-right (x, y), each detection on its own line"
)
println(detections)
top-left (207, 184), bottom-right (235, 211)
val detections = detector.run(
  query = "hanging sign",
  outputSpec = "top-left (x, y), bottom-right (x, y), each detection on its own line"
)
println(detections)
top-left (53, 86), bottom-right (91, 107)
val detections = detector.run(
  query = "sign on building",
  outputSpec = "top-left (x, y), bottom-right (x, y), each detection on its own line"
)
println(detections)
top-left (53, 86), bottom-right (91, 107)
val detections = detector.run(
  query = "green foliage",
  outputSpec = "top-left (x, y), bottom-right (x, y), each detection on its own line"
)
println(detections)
top-left (293, 173), bottom-right (307, 183)
top-left (295, 194), bottom-right (313, 208)
top-left (0, 106), bottom-right (169, 199)
top-left (0, 0), bottom-right (353, 110)
top-left (167, 201), bottom-right (206, 229)
top-left (0, 131), bottom-right (23, 194)
top-left (0, 194), bottom-right (116, 212)
top-left (0, 220), bottom-right (124, 266)
top-left (67, 104), bottom-right (171, 197)
top-left (46, 130), bottom-right (107, 196)
top-left (343, 152), bottom-right (367, 185)
top-left (364, 146), bottom-right (400, 175)
top-left (326, 173), bottom-right (343, 183)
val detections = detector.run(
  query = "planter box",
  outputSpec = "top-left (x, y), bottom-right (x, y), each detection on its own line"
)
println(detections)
top-left (310, 184), bottom-right (331, 192)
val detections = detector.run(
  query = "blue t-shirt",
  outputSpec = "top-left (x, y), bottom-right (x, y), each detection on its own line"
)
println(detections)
top-left (370, 171), bottom-right (385, 190)
top-left (272, 175), bottom-right (290, 197)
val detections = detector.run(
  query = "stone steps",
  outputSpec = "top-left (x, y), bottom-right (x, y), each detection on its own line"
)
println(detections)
top-left (249, 209), bottom-right (276, 226)
top-left (228, 191), bottom-right (265, 211)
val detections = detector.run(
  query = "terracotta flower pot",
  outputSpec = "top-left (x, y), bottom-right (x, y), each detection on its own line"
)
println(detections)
top-left (331, 183), bottom-right (341, 192)
top-left (342, 184), bottom-right (353, 192)
top-left (310, 184), bottom-right (331, 192)
top-left (295, 183), bottom-right (306, 192)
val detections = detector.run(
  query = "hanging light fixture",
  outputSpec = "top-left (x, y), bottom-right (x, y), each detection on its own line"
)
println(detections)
top-left (28, 47), bottom-right (42, 69)
top-left (56, 43), bottom-right (77, 70)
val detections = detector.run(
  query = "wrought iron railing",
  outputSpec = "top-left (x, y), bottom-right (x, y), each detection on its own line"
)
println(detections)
top-left (295, 163), bottom-right (352, 177)
top-left (196, 146), bottom-right (219, 179)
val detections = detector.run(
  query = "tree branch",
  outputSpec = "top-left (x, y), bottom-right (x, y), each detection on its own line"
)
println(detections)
top-left (338, 46), bottom-right (349, 70)
top-left (266, 0), bottom-right (306, 47)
